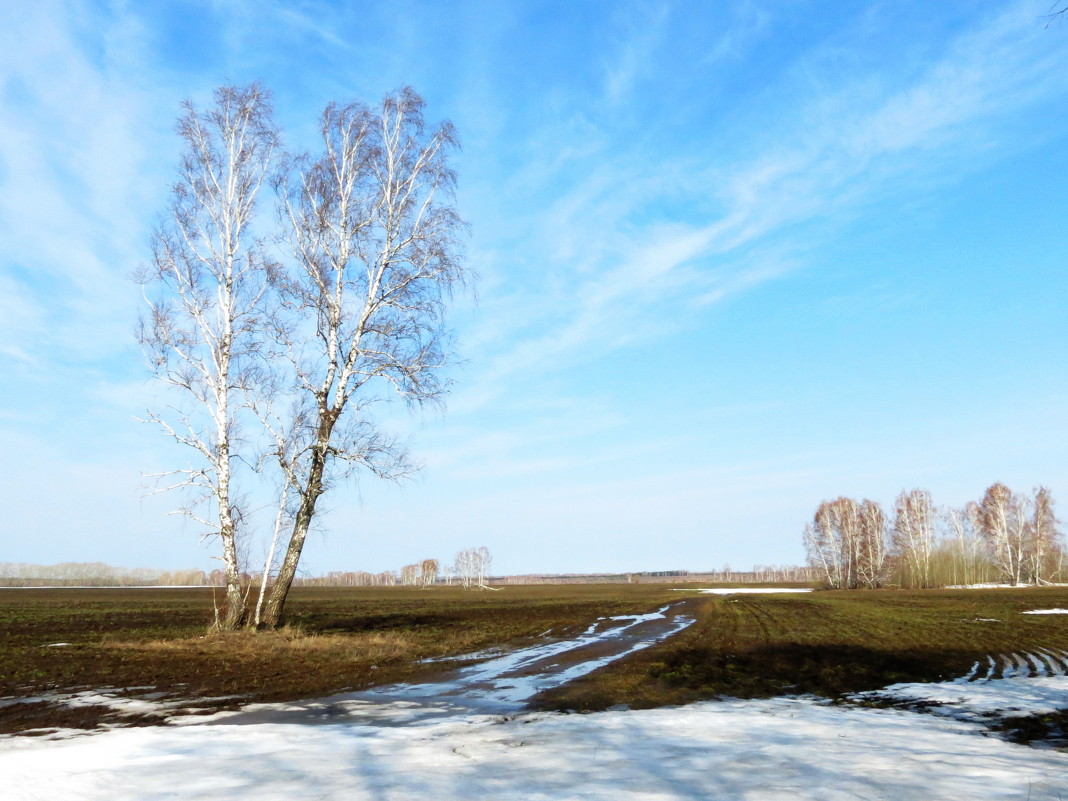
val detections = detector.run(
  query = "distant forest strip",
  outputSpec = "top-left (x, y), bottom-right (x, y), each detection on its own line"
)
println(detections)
top-left (0, 562), bottom-right (211, 587)
top-left (0, 562), bottom-right (820, 588)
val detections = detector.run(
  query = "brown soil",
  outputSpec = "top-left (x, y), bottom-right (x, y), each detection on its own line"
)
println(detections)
top-left (0, 584), bottom-right (687, 735)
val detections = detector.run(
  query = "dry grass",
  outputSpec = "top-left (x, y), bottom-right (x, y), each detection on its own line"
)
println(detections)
top-left (117, 627), bottom-right (423, 663)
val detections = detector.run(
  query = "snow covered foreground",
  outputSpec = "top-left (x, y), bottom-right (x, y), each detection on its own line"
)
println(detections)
top-left (2, 683), bottom-right (1067, 800)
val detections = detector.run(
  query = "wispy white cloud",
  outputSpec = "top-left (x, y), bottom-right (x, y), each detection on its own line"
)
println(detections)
top-left (701, 0), bottom-right (773, 67)
top-left (0, 1), bottom-right (175, 368)
top-left (600, 1), bottom-right (669, 105)
top-left (454, 1), bottom-right (1068, 417)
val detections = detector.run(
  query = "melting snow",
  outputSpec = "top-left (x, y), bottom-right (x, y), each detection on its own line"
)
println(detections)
top-left (2, 691), bottom-right (1067, 800)
top-left (857, 675), bottom-right (1068, 720)
top-left (675, 587), bottom-right (815, 595)
top-left (323, 604), bottom-right (695, 714)
top-left (1024, 608), bottom-right (1068, 615)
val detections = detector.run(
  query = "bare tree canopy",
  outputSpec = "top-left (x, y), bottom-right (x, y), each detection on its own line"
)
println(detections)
top-left (454, 546), bottom-right (492, 590)
top-left (138, 84), bottom-right (278, 630)
top-left (140, 84), bottom-right (466, 630)
top-left (892, 489), bottom-right (934, 589)
top-left (258, 89), bottom-right (466, 627)
top-left (803, 497), bottom-right (886, 590)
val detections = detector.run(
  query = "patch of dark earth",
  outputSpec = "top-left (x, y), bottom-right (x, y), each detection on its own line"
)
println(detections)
top-left (847, 694), bottom-right (1068, 751)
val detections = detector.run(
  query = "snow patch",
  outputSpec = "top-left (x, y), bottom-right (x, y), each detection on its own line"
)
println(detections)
top-left (2, 692), bottom-right (1068, 800)
top-left (353, 604), bottom-right (694, 710)
top-left (674, 587), bottom-right (815, 595)
top-left (1023, 608), bottom-right (1068, 615)
top-left (946, 583), bottom-right (1068, 590)
top-left (857, 675), bottom-right (1068, 721)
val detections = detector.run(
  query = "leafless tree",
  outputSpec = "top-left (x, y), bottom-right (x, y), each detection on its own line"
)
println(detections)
top-left (256, 88), bottom-right (465, 627)
top-left (832, 498), bottom-right (862, 589)
top-left (400, 563), bottom-right (420, 586)
top-left (804, 518), bottom-right (837, 590)
top-left (856, 499), bottom-right (887, 589)
top-left (454, 547), bottom-right (475, 589)
top-left (474, 546), bottom-right (492, 588)
top-left (1028, 486), bottom-right (1061, 584)
top-left (804, 498), bottom-right (858, 589)
top-left (892, 489), bottom-right (934, 588)
top-left (975, 482), bottom-right (1029, 586)
top-left (454, 546), bottom-right (493, 589)
top-left (138, 84), bottom-right (278, 630)
top-left (937, 504), bottom-right (989, 587)
top-left (420, 558), bottom-right (439, 588)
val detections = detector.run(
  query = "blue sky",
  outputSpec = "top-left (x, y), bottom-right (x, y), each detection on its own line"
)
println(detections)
top-left (1, 0), bottom-right (1067, 576)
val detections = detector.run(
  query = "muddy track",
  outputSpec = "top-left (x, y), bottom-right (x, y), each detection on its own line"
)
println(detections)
top-left (211, 600), bottom-right (698, 726)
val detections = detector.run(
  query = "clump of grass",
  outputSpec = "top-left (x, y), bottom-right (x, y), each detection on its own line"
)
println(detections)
top-left (115, 627), bottom-right (422, 662)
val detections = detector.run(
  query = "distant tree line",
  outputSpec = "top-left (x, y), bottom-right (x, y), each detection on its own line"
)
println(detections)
top-left (291, 547), bottom-right (493, 590)
top-left (0, 547), bottom-right (492, 591)
top-left (803, 483), bottom-right (1064, 589)
top-left (0, 555), bottom-right (825, 589)
top-left (0, 563), bottom-right (210, 587)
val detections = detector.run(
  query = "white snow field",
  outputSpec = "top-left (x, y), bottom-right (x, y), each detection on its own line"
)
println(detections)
top-left (2, 601), bottom-right (1067, 800)
top-left (2, 689), bottom-right (1067, 800)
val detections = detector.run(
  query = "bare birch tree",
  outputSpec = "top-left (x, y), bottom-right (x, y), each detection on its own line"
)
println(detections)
top-left (454, 547), bottom-right (476, 589)
top-left (804, 515), bottom-right (840, 590)
top-left (856, 499), bottom-right (887, 589)
top-left (474, 546), bottom-right (492, 588)
top-left (892, 489), bottom-right (934, 588)
top-left (400, 563), bottom-right (420, 586)
top-left (975, 482), bottom-right (1029, 586)
top-left (138, 85), bottom-right (278, 630)
top-left (258, 88), bottom-right (465, 627)
top-left (420, 558), bottom-right (439, 588)
top-left (940, 504), bottom-right (988, 587)
top-left (831, 498), bottom-right (862, 589)
top-left (454, 547), bottom-right (493, 589)
top-left (1029, 486), bottom-right (1060, 584)
top-left (804, 499), bottom-right (857, 589)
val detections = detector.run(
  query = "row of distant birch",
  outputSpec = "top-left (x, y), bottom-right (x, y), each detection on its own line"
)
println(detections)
top-left (803, 483), bottom-right (1063, 589)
